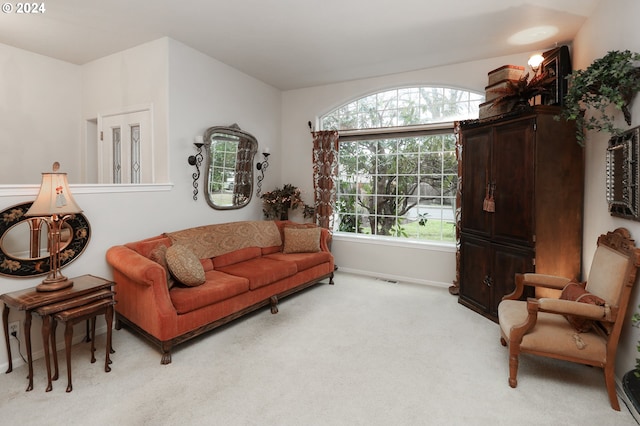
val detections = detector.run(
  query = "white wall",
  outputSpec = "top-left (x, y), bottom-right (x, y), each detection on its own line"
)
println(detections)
top-left (281, 51), bottom-right (541, 286)
top-left (0, 38), bottom-right (281, 371)
top-left (572, 0), bottom-right (640, 380)
top-left (82, 38), bottom-right (171, 184)
top-left (0, 43), bottom-right (81, 183)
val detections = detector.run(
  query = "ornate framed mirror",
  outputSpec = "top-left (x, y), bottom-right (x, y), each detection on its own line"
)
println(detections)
top-left (606, 126), bottom-right (640, 220)
top-left (0, 201), bottom-right (91, 277)
top-left (203, 124), bottom-right (258, 210)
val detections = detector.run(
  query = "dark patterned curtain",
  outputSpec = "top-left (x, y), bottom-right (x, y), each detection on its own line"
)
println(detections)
top-left (312, 130), bottom-right (339, 229)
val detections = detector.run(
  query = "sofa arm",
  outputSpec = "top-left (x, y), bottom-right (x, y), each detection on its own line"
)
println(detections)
top-left (106, 245), bottom-right (163, 287)
top-left (319, 228), bottom-right (332, 252)
top-left (106, 245), bottom-right (178, 337)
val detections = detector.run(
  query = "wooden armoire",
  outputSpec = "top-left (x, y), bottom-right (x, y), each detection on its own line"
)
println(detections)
top-left (457, 106), bottom-right (584, 322)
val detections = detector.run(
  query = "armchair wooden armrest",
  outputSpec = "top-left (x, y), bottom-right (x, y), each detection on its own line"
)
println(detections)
top-left (503, 273), bottom-right (573, 301)
top-left (538, 297), bottom-right (614, 322)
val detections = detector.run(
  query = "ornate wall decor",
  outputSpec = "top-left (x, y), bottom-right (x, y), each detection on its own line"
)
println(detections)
top-left (607, 126), bottom-right (640, 220)
top-left (0, 201), bottom-right (91, 278)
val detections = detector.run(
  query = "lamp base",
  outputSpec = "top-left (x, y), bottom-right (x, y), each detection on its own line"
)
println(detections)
top-left (36, 279), bottom-right (74, 292)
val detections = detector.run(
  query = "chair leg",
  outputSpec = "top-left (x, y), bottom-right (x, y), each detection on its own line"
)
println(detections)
top-left (508, 353), bottom-right (519, 388)
top-left (604, 364), bottom-right (621, 411)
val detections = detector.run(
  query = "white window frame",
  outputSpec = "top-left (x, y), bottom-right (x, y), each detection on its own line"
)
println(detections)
top-left (320, 86), bottom-right (483, 244)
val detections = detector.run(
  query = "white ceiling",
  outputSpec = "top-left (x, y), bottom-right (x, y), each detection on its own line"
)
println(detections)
top-left (0, 0), bottom-right (600, 90)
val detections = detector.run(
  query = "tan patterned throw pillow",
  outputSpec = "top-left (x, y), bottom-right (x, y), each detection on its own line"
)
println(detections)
top-left (283, 227), bottom-right (321, 253)
top-left (165, 244), bottom-right (206, 287)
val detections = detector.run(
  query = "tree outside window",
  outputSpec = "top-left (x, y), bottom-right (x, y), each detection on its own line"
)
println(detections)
top-left (321, 86), bottom-right (482, 243)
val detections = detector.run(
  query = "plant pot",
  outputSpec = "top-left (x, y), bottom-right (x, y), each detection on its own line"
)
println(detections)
top-left (623, 370), bottom-right (640, 412)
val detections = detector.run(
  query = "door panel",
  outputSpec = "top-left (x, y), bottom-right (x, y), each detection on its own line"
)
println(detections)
top-left (460, 128), bottom-right (492, 237)
top-left (490, 244), bottom-right (534, 318)
top-left (98, 110), bottom-right (152, 184)
top-left (491, 119), bottom-right (535, 246)
top-left (459, 234), bottom-right (491, 313)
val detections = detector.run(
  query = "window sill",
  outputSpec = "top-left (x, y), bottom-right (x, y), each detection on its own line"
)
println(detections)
top-left (332, 232), bottom-right (456, 253)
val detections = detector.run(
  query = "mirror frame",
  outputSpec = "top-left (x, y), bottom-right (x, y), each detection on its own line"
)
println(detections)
top-left (607, 126), bottom-right (640, 220)
top-left (203, 124), bottom-right (258, 210)
top-left (0, 201), bottom-right (91, 278)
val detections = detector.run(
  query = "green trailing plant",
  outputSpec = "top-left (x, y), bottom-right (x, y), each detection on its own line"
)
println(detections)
top-left (560, 50), bottom-right (640, 145)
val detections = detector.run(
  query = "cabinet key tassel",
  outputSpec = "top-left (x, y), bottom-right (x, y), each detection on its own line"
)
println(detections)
top-left (483, 183), bottom-right (495, 212)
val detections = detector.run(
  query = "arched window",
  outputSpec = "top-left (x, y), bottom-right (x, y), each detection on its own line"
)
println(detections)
top-left (321, 86), bottom-right (483, 243)
top-left (321, 86), bottom-right (483, 130)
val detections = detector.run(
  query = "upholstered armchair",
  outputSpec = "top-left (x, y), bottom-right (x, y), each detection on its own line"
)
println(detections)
top-left (498, 228), bottom-right (640, 411)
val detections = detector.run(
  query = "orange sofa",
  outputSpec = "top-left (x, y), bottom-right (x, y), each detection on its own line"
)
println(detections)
top-left (106, 220), bottom-right (334, 364)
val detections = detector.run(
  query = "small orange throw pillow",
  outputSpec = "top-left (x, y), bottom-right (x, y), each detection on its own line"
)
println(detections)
top-left (559, 281), bottom-right (606, 332)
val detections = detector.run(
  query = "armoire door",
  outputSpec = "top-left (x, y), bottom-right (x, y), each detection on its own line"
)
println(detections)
top-left (459, 234), bottom-right (491, 315)
top-left (490, 117), bottom-right (536, 247)
top-left (460, 127), bottom-right (492, 238)
top-left (488, 243), bottom-right (535, 318)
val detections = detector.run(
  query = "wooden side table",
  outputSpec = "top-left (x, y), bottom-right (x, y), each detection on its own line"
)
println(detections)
top-left (1, 274), bottom-right (114, 391)
top-left (35, 288), bottom-right (115, 392)
top-left (54, 298), bottom-right (116, 392)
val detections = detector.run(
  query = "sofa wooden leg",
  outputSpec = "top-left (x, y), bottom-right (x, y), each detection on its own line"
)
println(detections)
top-left (270, 295), bottom-right (279, 314)
top-left (160, 342), bottom-right (173, 365)
top-left (329, 272), bottom-right (334, 285)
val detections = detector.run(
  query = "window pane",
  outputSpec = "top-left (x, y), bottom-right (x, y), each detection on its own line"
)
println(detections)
top-left (321, 86), bottom-right (483, 130)
top-left (323, 86), bottom-right (480, 242)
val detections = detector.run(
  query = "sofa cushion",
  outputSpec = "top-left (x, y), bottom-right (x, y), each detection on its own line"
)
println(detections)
top-left (261, 245), bottom-right (282, 255)
top-left (166, 245), bottom-right (206, 287)
top-left (148, 244), bottom-right (176, 290)
top-left (283, 226), bottom-right (321, 253)
top-left (264, 251), bottom-right (332, 271)
top-left (170, 271), bottom-right (250, 314)
top-left (213, 246), bottom-right (262, 268)
top-left (560, 281), bottom-right (606, 332)
top-left (217, 257), bottom-right (297, 290)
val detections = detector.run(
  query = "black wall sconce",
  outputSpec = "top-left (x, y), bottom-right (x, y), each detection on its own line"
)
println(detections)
top-left (256, 147), bottom-right (270, 197)
top-left (188, 136), bottom-right (205, 200)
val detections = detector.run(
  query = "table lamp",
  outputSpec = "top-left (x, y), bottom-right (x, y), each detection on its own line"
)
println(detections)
top-left (25, 162), bottom-right (83, 292)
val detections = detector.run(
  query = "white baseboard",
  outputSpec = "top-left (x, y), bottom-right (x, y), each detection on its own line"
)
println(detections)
top-left (335, 266), bottom-right (451, 289)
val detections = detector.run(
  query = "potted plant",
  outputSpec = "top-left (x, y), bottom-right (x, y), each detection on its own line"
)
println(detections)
top-left (261, 184), bottom-right (314, 221)
top-left (488, 71), bottom-right (556, 112)
top-left (560, 50), bottom-right (640, 145)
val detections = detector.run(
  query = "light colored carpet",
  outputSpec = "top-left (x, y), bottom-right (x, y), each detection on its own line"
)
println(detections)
top-left (0, 272), bottom-right (635, 425)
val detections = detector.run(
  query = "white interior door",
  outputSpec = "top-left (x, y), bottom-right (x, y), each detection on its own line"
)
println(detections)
top-left (98, 109), bottom-right (152, 184)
